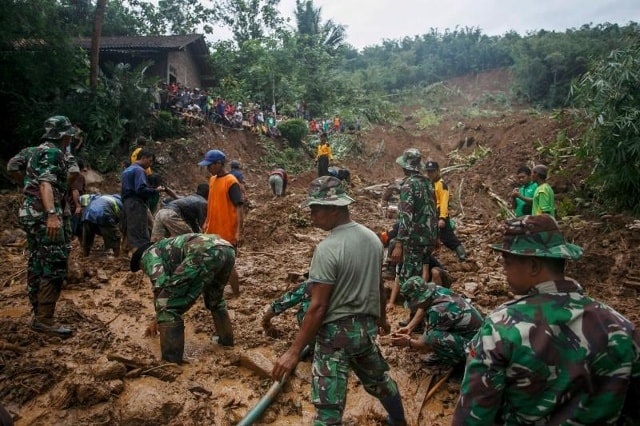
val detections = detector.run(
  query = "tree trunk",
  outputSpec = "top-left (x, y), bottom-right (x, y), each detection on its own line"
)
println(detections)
top-left (90, 0), bottom-right (108, 89)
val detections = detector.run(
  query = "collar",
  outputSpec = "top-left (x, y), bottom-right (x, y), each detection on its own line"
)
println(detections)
top-left (526, 278), bottom-right (584, 296)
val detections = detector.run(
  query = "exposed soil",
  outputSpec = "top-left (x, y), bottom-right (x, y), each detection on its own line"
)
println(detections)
top-left (1, 69), bottom-right (639, 425)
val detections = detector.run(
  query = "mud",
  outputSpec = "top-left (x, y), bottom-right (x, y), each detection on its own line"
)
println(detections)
top-left (1, 69), bottom-right (639, 425)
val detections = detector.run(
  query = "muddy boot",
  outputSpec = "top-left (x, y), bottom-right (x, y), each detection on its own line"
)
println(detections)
top-left (455, 245), bottom-right (467, 262)
top-left (211, 309), bottom-right (234, 347)
top-left (30, 304), bottom-right (72, 338)
top-left (158, 320), bottom-right (184, 363)
top-left (379, 392), bottom-right (407, 426)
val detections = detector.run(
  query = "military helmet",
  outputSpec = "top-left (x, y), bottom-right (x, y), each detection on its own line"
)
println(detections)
top-left (42, 115), bottom-right (77, 140)
top-left (491, 214), bottom-right (583, 260)
top-left (395, 148), bottom-right (422, 172)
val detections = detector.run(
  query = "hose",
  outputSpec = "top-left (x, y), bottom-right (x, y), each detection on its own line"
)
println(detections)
top-left (237, 345), bottom-right (312, 426)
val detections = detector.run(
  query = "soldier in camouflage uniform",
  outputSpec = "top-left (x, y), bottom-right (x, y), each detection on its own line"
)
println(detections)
top-left (130, 233), bottom-right (236, 363)
top-left (272, 176), bottom-right (407, 426)
top-left (453, 214), bottom-right (640, 424)
top-left (262, 279), bottom-right (311, 334)
top-left (390, 148), bottom-right (439, 289)
top-left (390, 276), bottom-right (483, 367)
top-left (13, 116), bottom-right (79, 337)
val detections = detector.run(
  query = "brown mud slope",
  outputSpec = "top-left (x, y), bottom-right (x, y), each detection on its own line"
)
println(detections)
top-left (1, 69), bottom-right (639, 425)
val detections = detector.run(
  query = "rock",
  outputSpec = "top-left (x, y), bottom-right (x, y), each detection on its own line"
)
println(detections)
top-left (117, 378), bottom-right (183, 425)
top-left (93, 359), bottom-right (127, 381)
top-left (464, 282), bottom-right (479, 294)
top-left (96, 269), bottom-right (109, 283)
top-left (239, 350), bottom-right (275, 380)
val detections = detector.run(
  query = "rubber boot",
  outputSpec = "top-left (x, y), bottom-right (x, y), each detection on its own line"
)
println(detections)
top-left (158, 320), bottom-right (185, 363)
top-left (30, 303), bottom-right (73, 338)
top-left (455, 245), bottom-right (467, 262)
top-left (211, 309), bottom-right (234, 347)
top-left (379, 392), bottom-right (407, 426)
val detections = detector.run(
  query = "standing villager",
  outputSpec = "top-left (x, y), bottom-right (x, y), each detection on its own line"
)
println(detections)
top-left (272, 176), bottom-right (407, 426)
top-left (315, 134), bottom-right (333, 177)
top-left (390, 149), bottom-right (439, 288)
top-left (121, 149), bottom-right (161, 253)
top-left (531, 164), bottom-right (555, 217)
top-left (424, 160), bottom-right (467, 261)
top-left (453, 215), bottom-right (640, 424)
top-left (14, 116), bottom-right (79, 337)
top-left (510, 165), bottom-right (537, 216)
top-left (199, 150), bottom-right (244, 298)
top-left (130, 233), bottom-right (236, 362)
top-left (268, 167), bottom-right (289, 197)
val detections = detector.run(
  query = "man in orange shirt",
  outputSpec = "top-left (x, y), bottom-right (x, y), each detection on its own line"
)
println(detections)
top-left (198, 150), bottom-right (244, 298)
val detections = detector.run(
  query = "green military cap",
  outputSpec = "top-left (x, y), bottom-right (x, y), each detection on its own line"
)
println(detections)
top-left (491, 214), bottom-right (583, 260)
top-left (42, 115), bottom-right (78, 140)
top-left (400, 276), bottom-right (437, 305)
top-left (301, 176), bottom-right (354, 208)
top-left (395, 148), bottom-right (422, 172)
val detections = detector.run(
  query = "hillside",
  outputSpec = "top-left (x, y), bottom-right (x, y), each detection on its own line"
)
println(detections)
top-left (1, 69), bottom-right (639, 425)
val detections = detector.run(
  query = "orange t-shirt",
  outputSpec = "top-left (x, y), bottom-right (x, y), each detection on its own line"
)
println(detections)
top-left (203, 173), bottom-right (239, 245)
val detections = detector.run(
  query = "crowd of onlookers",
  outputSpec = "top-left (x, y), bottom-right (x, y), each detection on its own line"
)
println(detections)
top-left (153, 82), bottom-right (361, 139)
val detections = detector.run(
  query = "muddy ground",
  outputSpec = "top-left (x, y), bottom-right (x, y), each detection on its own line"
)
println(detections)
top-left (1, 69), bottom-right (639, 425)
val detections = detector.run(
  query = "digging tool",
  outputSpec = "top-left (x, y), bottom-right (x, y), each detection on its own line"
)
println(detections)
top-left (237, 345), bottom-right (312, 426)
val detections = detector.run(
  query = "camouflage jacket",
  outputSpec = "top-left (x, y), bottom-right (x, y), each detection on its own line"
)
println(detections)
top-left (19, 142), bottom-right (72, 223)
top-left (396, 173), bottom-right (438, 247)
top-left (453, 278), bottom-right (640, 425)
top-left (141, 233), bottom-right (234, 289)
top-left (271, 280), bottom-right (311, 325)
top-left (415, 286), bottom-right (483, 338)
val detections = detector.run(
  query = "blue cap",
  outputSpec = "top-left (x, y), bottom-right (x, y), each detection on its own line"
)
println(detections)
top-left (198, 149), bottom-right (226, 166)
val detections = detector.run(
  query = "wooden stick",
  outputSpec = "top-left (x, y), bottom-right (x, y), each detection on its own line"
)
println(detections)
top-left (424, 367), bottom-right (454, 402)
top-left (0, 340), bottom-right (25, 353)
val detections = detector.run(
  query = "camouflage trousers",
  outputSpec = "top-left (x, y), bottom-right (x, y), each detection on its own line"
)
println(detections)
top-left (423, 329), bottom-right (475, 367)
top-left (311, 315), bottom-right (400, 425)
top-left (151, 246), bottom-right (235, 323)
top-left (398, 244), bottom-right (432, 288)
top-left (21, 218), bottom-right (70, 311)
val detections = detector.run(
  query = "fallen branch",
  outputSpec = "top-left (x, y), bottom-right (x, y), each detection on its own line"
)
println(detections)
top-left (242, 251), bottom-right (278, 258)
top-left (424, 367), bottom-right (454, 402)
top-left (0, 340), bottom-right (25, 353)
top-left (484, 184), bottom-right (515, 219)
top-left (2, 267), bottom-right (26, 287)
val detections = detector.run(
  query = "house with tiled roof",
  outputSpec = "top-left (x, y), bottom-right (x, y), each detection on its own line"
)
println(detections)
top-left (75, 34), bottom-right (212, 88)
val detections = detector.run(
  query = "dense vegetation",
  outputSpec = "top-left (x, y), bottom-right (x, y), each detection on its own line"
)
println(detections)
top-left (1, 0), bottom-right (639, 213)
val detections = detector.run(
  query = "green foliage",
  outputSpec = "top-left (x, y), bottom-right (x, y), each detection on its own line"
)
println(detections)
top-left (571, 44), bottom-right (640, 214)
top-left (69, 62), bottom-right (158, 172)
top-left (415, 109), bottom-right (441, 129)
top-left (150, 111), bottom-right (187, 140)
top-left (278, 119), bottom-right (309, 148)
top-left (259, 138), bottom-right (311, 174)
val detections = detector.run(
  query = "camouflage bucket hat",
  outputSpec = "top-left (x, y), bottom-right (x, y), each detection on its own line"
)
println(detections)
top-left (396, 148), bottom-right (422, 172)
top-left (42, 115), bottom-right (77, 140)
top-left (401, 276), bottom-right (436, 306)
top-left (301, 176), bottom-right (354, 207)
top-left (491, 214), bottom-right (583, 260)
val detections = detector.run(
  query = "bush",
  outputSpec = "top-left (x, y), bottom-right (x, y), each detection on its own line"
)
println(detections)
top-left (278, 119), bottom-right (309, 148)
top-left (151, 111), bottom-right (186, 140)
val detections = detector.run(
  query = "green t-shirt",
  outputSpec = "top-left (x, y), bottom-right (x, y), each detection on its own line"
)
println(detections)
top-left (309, 221), bottom-right (382, 324)
top-left (515, 181), bottom-right (538, 216)
top-left (532, 182), bottom-right (555, 217)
